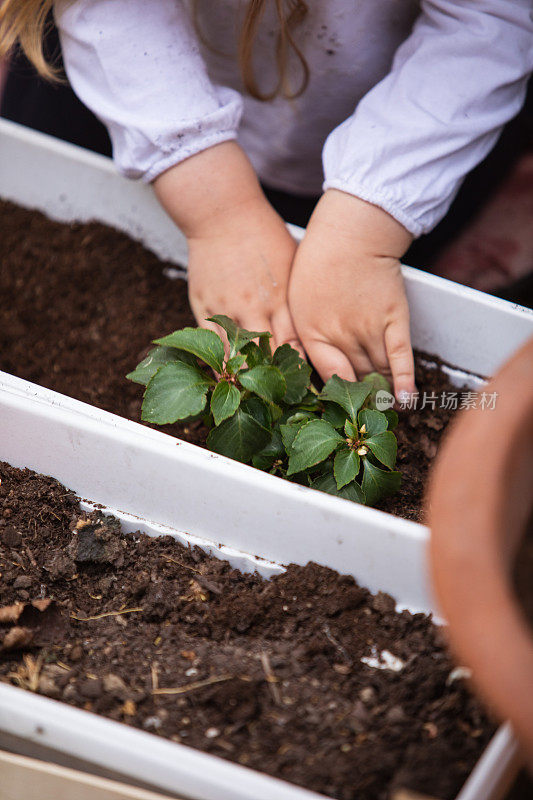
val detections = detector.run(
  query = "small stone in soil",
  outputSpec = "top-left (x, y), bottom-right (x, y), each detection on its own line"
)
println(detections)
top-left (13, 575), bottom-right (32, 589)
top-left (68, 515), bottom-right (124, 566)
top-left (103, 673), bottom-right (129, 699)
top-left (1, 526), bottom-right (22, 547)
top-left (79, 678), bottom-right (103, 700)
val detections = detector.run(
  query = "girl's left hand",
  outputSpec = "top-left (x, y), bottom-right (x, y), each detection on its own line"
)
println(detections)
top-left (288, 190), bottom-right (416, 401)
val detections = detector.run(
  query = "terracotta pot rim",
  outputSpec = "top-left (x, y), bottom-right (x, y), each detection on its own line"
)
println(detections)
top-left (429, 337), bottom-right (533, 764)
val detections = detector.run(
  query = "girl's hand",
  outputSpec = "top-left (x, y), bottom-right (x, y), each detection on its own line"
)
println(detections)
top-left (154, 142), bottom-right (301, 352)
top-left (186, 199), bottom-right (301, 352)
top-left (288, 190), bottom-right (416, 401)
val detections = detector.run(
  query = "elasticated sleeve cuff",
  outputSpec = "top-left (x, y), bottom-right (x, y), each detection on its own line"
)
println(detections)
top-left (322, 0), bottom-right (533, 237)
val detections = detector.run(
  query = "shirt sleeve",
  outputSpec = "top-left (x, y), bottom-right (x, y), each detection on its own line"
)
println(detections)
top-left (54, 0), bottom-right (243, 182)
top-left (322, 0), bottom-right (533, 237)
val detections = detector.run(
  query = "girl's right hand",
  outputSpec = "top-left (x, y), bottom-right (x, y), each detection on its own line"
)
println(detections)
top-left (153, 142), bottom-right (302, 353)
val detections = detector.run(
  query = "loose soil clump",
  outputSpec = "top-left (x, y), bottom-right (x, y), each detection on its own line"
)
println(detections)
top-left (0, 461), bottom-right (496, 800)
top-left (1, 200), bottom-right (469, 521)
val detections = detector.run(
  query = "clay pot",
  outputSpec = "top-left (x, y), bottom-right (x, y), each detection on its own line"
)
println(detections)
top-left (428, 336), bottom-right (533, 767)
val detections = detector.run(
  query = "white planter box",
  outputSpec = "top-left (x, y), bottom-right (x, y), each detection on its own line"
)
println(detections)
top-left (1, 118), bottom-right (531, 800)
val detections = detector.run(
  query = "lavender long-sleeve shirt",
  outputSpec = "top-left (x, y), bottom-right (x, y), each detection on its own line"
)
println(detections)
top-left (55, 0), bottom-right (533, 235)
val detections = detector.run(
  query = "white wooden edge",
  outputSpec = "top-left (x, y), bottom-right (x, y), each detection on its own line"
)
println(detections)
top-left (0, 748), bottom-right (182, 800)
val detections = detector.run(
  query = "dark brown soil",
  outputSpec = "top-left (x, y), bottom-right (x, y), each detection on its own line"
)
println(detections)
top-left (0, 200), bottom-right (469, 522)
top-left (0, 461), bottom-right (495, 800)
top-left (378, 357), bottom-right (463, 521)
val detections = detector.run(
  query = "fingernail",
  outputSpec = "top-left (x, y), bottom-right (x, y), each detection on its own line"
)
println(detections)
top-left (396, 387), bottom-right (418, 405)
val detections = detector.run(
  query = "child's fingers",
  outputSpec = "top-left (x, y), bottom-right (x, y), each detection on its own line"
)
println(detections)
top-left (384, 320), bottom-right (416, 401)
top-left (239, 312), bottom-right (272, 337)
top-left (362, 339), bottom-right (393, 380)
top-left (269, 305), bottom-right (306, 358)
top-left (188, 293), bottom-right (225, 347)
top-left (345, 343), bottom-right (374, 380)
top-left (304, 339), bottom-right (356, 383)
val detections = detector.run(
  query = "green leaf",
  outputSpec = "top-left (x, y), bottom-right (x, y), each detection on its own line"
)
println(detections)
top-left (126, 346), bottom-right (196, 386)
top-left (322, 401), bottom-right (348, 429)
top-left (280, 421), bottom-right (306, 453)
top-left (358, 408), bottom-right (388, 437)
top-left (269, 403), bottom-right (283, 423)
top-left (252, 428), bottom-right (285, 470)
top-left (312, 472), bottom-right (366, 504)
top-left (141, 362), bottom-right (212, 424)
top-left (226, 354), bottom-right (247, 375)
top-left (285, 410), bottom-right (315, 425)
top-left (241, 396), bottom-right (271, 428)
top-left (334, 448), bottom-right (361, 489)
top-left (272, 344), bottom-right (312, 404)
top-left (287, 471), bottom-right (312, 487)
top-left (365, 431), bottom-right (397, 469)
top-left (297, 389), bottom-right (321, 412)
top-left (258, 334), bottom-right (273, 361)
top-left (362, 372), bottom-right (392, 401)
top-left (239, 366), bottom-right (286, 403)
top-left (210, 380), bottom-right (241, 426)
top-left (383, 409), bottom-right (399, 430)
top-left (155, 328), bottom-right (225, 373)
top-left (241, 342), bottom-right (266, 369)
top-left (287, 419), bottom-right (344, 476)
top-left (344, 419), bottom-right (358, 439)
top-left (361, 460), bottom-right (401, 505)
top-left (362, 373), bottom-right (396, 414)
top-left (319, 376), bottom-right (371, 421)
top-left (206, 408), bottom-right (270, 464)
top-left (207, 315), bottom-right (270, 358)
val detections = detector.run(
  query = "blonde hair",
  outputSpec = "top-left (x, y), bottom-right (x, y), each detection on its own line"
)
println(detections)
top-left (237, 0), bottom-right (309, 100)
top-left (0, 0), bottom-right (56, 78)
top-left (0, 0), bottom-right (309, 99)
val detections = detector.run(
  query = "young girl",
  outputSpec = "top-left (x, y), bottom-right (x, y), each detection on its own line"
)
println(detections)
top-left (1, 0), bottom-right (532, 400)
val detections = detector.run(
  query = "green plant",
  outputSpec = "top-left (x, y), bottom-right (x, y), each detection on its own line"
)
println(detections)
top-left (127, 316), bottom-right (401, 507)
